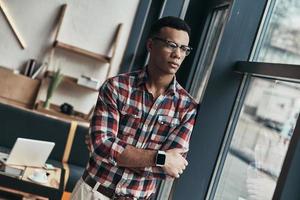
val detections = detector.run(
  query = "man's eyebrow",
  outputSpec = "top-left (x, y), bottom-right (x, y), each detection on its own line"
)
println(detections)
top-left (165, 39), bottom-right (189, 46)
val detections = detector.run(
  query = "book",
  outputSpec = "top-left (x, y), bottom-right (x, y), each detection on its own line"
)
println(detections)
top-left (77, 75), bottom-right (101, 90)
top-left (24, 59), bottom-right (36, 77)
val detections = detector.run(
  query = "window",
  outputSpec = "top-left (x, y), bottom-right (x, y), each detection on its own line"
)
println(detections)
top-left (255, 0), bottom-right (300, 64)
top-left (215, 76), bottom-right (300, 200)
top-left (209, 0), bottom-right (300, 199)
top-left (190, 5), bottom-right (229, 103)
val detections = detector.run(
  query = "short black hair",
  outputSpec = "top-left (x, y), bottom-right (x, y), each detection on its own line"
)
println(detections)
top-left (148, 16), bottom-right (191, 38)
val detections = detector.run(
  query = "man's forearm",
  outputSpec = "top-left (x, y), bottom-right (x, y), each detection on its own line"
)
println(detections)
top-left (116, 146), bottom-right (188, 178)
top-left (116, 145), bottom-right (157, 167)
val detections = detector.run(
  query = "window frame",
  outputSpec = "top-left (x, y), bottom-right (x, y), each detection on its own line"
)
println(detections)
top-left (172, 0), bottom-right (269, 199)
top-left (233, 61), bottom-right (300, 199)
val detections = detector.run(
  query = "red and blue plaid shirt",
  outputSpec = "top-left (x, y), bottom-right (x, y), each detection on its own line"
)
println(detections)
top-left (86, 67), bottom-right (197, 199)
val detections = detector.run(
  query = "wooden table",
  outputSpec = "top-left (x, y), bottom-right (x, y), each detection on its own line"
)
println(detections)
top-left (0, 165), bottom-right (65, 200)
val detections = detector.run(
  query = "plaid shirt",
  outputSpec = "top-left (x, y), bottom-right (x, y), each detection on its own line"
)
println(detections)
top-left (86, 67), bottom-right (197, 199)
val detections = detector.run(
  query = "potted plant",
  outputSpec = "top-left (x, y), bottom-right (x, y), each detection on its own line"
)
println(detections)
top-left (43, 69), bottom-right (63, 109)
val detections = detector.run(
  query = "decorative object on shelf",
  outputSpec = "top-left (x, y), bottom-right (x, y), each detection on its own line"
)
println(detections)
top-left (60, 103), bottom-right (74, 115)
top-left (44, 69), bottom-right (63, 109)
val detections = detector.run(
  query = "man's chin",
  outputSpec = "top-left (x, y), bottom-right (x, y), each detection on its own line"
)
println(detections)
top-left (168, 67), bottom-right (179, 75)
top-left (153, 65), bottom-right (179, 76)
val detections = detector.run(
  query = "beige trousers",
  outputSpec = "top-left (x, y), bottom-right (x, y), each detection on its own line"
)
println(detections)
top-left (70, 178), bottom-right (110, 200)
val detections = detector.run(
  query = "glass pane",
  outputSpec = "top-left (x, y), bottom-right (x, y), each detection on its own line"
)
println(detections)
top-left (214, 77), bottom-right (300, 200)
top-left (190, 7), bottom-right (229, 103)
top-left (257, 0), bottom-right (300, 64)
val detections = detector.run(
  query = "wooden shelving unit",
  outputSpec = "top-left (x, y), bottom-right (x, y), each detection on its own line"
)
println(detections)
top-left (33, 3), bottom-right (123, 124)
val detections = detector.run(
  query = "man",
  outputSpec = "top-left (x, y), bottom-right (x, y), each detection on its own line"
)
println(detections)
top-left (71, 16), bottom-right (198, 200)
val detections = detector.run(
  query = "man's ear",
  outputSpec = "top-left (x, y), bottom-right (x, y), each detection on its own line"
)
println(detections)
top-left (146, 39), bottom-right (153, 52)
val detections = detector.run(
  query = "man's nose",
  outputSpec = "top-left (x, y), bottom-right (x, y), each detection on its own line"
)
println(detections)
top-left (172, 47), bottom-right (181, 59)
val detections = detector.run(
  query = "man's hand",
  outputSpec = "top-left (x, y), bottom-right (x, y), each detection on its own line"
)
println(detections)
top-left (87, 135), bottom-right (188, 178)
top-left (163, 148), bottom-right (188, 178)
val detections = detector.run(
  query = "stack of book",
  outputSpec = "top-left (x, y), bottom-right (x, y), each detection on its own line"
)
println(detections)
top-left (23, 59), bottom-right (47, 79)
top-left (23, 59), bottom-right (36, 77)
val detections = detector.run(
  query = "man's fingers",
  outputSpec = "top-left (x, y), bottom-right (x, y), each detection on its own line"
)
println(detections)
top-left (172, 148), bottom-right (189, 154)
top-left (184, 159), bottom-right (188, 166)
top-left (180, 157), bottom-right (188, 166)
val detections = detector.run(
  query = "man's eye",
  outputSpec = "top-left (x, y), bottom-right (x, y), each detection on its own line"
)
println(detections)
top-left (167, 42), bottom-right (178, 49)
top-left (181, 46), bottom-right (190, 52)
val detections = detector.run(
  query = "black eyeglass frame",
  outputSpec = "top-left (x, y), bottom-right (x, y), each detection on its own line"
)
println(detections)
top-left (152, 36), bottom-right (193, 56)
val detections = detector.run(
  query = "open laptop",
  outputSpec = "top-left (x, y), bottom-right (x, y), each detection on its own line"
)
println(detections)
top-left (0, 138), bottom-right (55, 167)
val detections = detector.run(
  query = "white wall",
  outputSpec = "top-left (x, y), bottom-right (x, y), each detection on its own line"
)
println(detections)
top-left (0, 0), bottom-right (139, 114)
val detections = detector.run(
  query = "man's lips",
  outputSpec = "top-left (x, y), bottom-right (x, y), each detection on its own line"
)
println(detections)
top-left (168, 62), bottom-right (179, 68)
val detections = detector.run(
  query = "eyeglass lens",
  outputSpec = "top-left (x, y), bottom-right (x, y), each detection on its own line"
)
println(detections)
top-left (153, 37), bottom-right (192, 56)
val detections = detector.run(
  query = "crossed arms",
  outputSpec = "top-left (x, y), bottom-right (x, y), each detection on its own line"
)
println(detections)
top-left (89, 79), bottom-right (197, 178)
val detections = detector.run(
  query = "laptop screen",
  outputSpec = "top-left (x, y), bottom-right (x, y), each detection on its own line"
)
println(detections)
top-left (6, 138), bottom-right (55, 167)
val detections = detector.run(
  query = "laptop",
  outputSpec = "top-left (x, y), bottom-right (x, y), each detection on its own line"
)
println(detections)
top-left (0, 138), bottom-right (55, 167)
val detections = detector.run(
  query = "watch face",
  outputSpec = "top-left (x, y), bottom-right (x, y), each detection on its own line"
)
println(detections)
top-left (156, 153), bottom-right (166, 165)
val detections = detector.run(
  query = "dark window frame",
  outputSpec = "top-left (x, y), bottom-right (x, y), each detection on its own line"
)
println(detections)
top-left (234, 61), bottom-right (300, 200)
top-left (172, 0), bottom-right (269, 199)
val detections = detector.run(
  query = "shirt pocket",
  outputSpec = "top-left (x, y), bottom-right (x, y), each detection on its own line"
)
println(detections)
top-left (118, 105), bottom-right (142, 143)
top-left (150, 115), bottom-right (180, 143)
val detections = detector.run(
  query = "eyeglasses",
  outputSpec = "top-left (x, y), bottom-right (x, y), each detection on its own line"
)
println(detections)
top-left (152, 37), bottom-right (192, 56)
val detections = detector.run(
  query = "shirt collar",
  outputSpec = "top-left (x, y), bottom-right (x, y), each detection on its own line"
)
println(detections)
top-left (137, 66), bottom-right (177, 96)
top-left (137, 67), bottom-right (148, 87)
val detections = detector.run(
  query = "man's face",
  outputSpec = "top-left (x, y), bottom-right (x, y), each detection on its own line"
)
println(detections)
top-left (147, 27), bottom-right (190, 76)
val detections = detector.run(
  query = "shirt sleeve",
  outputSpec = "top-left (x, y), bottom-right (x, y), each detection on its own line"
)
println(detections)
top-left (162, 105), bottom-right (197, 151)
top-left (90, 79), bottom-right (127, 166)
top-left (137, 105), bottom-right (198, 179)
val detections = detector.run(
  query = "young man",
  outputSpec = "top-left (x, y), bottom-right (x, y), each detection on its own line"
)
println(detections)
top-left (71, 16), bottom-right (198, 200)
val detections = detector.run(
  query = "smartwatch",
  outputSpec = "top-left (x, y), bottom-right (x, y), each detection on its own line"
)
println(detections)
top-left (155, 150), bottom-right (166, 167)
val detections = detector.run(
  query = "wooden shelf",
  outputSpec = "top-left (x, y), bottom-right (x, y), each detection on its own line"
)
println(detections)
top-left (45, 71), bottom-right (99, 92)
top-left (35, 101), bottom-right (90, 125)
top-left (53, 41), bottom-right (111, 63)
top-left (51, 4), bottom-right (123, 79)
